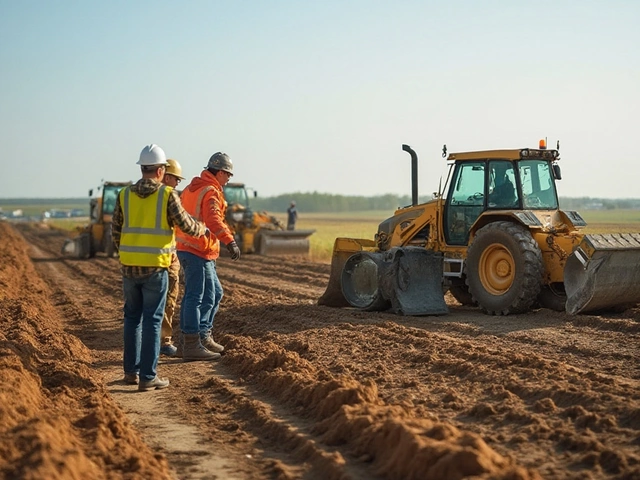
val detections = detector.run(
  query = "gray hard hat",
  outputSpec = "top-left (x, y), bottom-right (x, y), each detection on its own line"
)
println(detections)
top-left (207, 152), bottom-right (233, 174)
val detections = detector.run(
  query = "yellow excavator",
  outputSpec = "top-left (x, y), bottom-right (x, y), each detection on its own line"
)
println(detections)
top-left (223, 182), bottom-right (315, 256)
top-left (62, 181), bottom-right (131, 259)
top-left (319, 141), bottom-right (640, 316)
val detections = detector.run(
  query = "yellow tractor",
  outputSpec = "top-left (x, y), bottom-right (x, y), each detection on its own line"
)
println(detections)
top-left (62, 181), bottom-right (132, 258)
top-left (319, 142), bottom-right (640, 316)
top-left (223, 182), bottom-right (315, 256)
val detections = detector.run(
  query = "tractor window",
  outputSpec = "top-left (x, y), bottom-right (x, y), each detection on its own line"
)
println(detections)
top-left (223, 185), bottom-right (249, 207)
top-left (519, 160), bottom-right (558, 209)
top-left (102, 187), bottom-right (122, 215)
top-left (445, 162), bottom-right (485, 245)
top-left (449, 163), bottom-right (485, 207)
top-left (488, 161), bottom-right (518, 208)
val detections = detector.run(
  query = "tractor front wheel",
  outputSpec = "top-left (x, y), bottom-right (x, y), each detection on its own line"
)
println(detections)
top-left (466, 221), bottom-right (543, 315)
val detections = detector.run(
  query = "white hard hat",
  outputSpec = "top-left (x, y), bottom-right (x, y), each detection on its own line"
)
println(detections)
top-left (138, 144), bottom-right (168, 166)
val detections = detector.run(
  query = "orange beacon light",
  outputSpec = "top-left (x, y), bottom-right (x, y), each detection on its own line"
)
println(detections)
top-left (539, 138), bottom-right (547, 149)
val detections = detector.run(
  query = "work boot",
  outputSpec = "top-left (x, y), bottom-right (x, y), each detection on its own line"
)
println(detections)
top-left (138, 376), bottom-right (170, 391)
top-left (200, 332), bottom-right (224, 353)
top-left (183, 334), bottom-right (221, 362)
top-left (160, 343), bottom-right (178, 357)
top-left (174, 332), bottom-right (183, 359)
top-left (123, 372), bottom-right (138, 385)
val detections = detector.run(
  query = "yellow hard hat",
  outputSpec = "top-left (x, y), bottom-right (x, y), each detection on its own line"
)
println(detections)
top-left (165, 159), bottom-right (185, 180)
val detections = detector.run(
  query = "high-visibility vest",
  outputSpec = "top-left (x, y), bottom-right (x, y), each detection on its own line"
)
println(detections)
top-left (118, 185), bottom-right (173, 267)
top-left (176, 185), bottom-right (223, 260)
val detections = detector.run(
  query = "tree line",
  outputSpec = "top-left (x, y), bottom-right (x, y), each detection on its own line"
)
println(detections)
top-left (2, 194), bottom-right (640, 213)
top-left (251, 193), bottom-right (640, 213)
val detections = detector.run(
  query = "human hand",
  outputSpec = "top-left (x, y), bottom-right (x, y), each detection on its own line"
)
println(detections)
top-left (227, 241), bottom-right (241, 261)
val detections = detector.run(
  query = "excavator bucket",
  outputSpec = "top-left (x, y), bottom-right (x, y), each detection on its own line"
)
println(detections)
top-left (341, 247), bottom-right (448, 316)
top-left (256, 229), bottom-right (316, 256)
top-left (318, 237), bottom-right (377, 307)
top-left (564, 233), bottom-right (640, 315)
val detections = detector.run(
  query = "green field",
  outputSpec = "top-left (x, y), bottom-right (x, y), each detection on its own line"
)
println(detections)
top-left (293, 211), bottom-right (395, 262)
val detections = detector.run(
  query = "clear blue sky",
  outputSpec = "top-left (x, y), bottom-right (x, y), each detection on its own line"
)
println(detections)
top-left (1, 1), bottom-right (638, 199)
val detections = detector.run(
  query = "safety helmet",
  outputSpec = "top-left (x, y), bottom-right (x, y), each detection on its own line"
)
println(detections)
top-left (207, 152), bottom-right (233, 174)
top-left (290, 201), bottom-right (296, 206)
top-left (137, 144), bottom-right (168, 166)
top-left (165, 158), bottom-right (185, 179)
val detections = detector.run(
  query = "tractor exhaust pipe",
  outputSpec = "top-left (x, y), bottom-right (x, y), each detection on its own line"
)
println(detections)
top-left (402, 144), bottom-right (418, 206)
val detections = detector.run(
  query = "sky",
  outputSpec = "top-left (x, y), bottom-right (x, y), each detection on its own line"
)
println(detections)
top-left (1, 0), bottom-right (638, 199)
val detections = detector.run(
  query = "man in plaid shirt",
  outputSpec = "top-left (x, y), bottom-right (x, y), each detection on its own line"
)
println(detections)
top-left (112, 144), bottom-right (206, 391)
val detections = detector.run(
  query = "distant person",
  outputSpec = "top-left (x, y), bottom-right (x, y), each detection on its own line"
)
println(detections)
top-left (158, 158), bottom-right (185, 357)
top-left (287, 201), bottom-right (297, 231)
top-left (175, 152), bottom-right (241, 362)
top-left (112, 144), bottom-right (206, 391)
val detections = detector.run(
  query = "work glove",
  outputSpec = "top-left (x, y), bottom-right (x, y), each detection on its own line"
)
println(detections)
top-left (227, 241), bottom-right (241, 261)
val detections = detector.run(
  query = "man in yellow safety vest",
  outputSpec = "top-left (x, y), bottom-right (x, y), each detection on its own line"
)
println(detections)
top-left (112, 144), bottom-right (207, 391)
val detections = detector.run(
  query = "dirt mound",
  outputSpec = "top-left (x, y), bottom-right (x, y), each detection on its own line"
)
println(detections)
top-left (0, 222), bottom-right (173, 479)
top-left (2, 220), bottom-right (640, 479)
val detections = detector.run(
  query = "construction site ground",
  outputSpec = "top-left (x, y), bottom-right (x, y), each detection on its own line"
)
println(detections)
top-left (1, 220), bottom-right (639, 480)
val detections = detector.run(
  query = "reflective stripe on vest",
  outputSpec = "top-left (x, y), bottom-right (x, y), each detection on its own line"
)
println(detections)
top-left (119, 185), bottom-right (174, 267)
top-left (176, 186), bottom-right (214, 250)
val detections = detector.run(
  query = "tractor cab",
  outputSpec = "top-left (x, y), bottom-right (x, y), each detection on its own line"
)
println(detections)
top-left (89, 182), bottom-right (131, 224)
top-left (443, 144), bottom-right (561, 245)
top-left (223, 182), bottom-right (257, 226)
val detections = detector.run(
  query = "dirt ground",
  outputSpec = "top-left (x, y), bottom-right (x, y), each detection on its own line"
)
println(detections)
top-left (1, 221), bottom-right (639, 480)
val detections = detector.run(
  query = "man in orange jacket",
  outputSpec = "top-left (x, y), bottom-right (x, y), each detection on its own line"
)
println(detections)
top-left (175, 152), bottom-right (241, 361)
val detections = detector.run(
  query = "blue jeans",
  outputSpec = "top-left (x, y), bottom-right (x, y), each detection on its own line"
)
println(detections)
top-left (178, 251), bottom-right (223, 336)
top-left (122, 270), bottom-right (168, 381)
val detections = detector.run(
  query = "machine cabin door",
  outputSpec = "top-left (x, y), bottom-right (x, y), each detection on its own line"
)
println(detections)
top-left (444, 160), bottom-right (519, 245)
top-left (444, 161), bottom-right (486, 245)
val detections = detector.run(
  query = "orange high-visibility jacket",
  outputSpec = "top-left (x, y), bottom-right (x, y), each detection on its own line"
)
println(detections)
top-left (175, 170), bottom-right (235, 260)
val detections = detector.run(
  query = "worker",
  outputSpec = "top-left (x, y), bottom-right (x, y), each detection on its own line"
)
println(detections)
top-left (287, 201), bottom-right (297, 231)
top-left (158, 158), bottom-right (185, 357)
top-left (175, 152), bottom-right (241, 362)
top-left (112, 144), bottom-right (207, 391)
top-left (490, 173), bottom-right (515, 207)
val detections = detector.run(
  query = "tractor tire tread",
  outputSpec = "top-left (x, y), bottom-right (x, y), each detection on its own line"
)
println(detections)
top-left (465, 221), bottom-right (543, 315)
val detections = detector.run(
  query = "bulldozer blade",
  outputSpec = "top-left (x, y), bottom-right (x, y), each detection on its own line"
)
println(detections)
top-left (257, 229), bottom-right (316, 256)
top-left (318, 237), bottom-right (376, 307)
top-left (564, 233), bottom-right (640, 315)
top-left (380, 248), bottom-right (449, 316)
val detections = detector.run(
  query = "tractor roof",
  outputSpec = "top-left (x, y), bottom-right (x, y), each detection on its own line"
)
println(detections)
top-left (447, 148), bottom-right (560, 162)
top-left (103, 181), bottom-right (132, 187)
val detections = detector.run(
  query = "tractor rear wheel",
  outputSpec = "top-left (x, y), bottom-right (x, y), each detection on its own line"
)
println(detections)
top-left (466, 221), bottom-right (543, 315)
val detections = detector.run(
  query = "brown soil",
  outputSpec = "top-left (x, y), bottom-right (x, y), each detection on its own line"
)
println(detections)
top-left (1, 221), bottom-right (639, 480)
